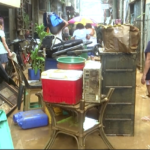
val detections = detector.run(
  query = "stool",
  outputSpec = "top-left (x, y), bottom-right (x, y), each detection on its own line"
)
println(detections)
top-left (23, 86), bottom-right (43, 111)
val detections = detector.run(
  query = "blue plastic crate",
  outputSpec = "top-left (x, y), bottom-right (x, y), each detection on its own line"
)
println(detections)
top-left (45, 58), bottom-right (57, 70)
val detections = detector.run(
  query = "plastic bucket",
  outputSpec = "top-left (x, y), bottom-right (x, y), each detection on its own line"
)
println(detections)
top-left (44, 58), bottom-right (57, 70)
top-left (57, 62), bottom-right (85, 70)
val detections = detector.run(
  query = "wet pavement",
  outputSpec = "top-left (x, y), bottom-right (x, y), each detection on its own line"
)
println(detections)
top-left (7, 69), bottom-right (150, 149)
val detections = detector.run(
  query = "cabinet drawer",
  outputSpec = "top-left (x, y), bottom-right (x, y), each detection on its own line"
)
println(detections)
top-left (103, 119), bottom-right (134, 136)
top-left (105, 103), bottom-right (135, 119)
top-left (102, 71), bottom-right (136, 86)
top-left (102, 88), bottom-right (135, 103)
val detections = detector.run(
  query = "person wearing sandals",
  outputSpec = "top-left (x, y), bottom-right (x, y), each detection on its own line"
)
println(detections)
top-left (141, 41), bottom-right (150, 121)
top-left (0, 19), bottom-right (12, 69)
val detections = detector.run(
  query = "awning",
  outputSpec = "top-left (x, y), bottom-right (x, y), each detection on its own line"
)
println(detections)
top-left (0, 0), bottom-right (20, 8)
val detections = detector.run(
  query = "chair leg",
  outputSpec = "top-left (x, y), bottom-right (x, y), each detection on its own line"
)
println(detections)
top-left (99, 127), bottom-right (114, 149)
top-left (17, 84), bottom-right (24, 110)
top-left (35, 92), bottom-right (44, 110)
top-left (24, 89), bottom-right (31, 111)
top-left (23, 88), bottom-right (26, 111)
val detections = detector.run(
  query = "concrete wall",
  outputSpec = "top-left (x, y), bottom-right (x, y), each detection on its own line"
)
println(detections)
top-left (50, 0), bottom-right (64, 16)
top-left (0, 4), bottom-right (16, 43)
top-left (0, 0), bottom-right (20, 8)
top-left (50, 0), bottom-right (67, 19)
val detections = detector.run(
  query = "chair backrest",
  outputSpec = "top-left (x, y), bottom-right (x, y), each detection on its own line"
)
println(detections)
top-left (12, 60), bottom-right (30, 87)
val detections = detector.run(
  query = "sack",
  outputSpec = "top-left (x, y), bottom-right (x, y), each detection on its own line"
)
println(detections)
top-left (129, 25), bottom-right (140, 50)
top-left (102, 24), bottom-right (140, 53)
top-left (47, 12), bottom-right (65, 35)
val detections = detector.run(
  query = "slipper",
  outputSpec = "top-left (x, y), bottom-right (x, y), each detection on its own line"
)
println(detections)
top-left (141, 116), bottom-right (150, 121)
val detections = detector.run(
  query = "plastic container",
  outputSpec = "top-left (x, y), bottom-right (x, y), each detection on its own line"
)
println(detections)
top-left (57, 62), bottom-right (85, 70)
top-left (57, 56), bottom-right (86, 70)
top-left (45, 58), bottom-right (57, 70)
top-left (28, 68), bottom-right (40, 80)
top-left (57, 56), bottom-right (86, 64)
top-left (13, 109), bottom-right (48, 129)
top-left (13, 111), bottom-right (24, 123)
top-left (79, 53), bottom-right (88, 59)
top-left (41, 69), bottom-right (83, 104)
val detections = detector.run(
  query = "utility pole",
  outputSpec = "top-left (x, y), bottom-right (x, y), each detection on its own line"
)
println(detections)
top-left (79, 0), bottom-right (81, 15)
top-left (119, 0), bottom-right (123, 19)
top-left (112, 0), bottom-right (118, 19)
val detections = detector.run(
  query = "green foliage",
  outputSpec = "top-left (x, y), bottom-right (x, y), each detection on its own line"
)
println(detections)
top-left (23, 12), bottom-right (30, 29)
top-left (30, 24), bottom-right (50, 74)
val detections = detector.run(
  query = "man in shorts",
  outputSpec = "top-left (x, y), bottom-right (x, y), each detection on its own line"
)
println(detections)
top-left (141, 41), bottom-right (150, 121)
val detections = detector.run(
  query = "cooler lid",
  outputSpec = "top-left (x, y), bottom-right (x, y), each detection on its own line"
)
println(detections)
top-left (41, 69), bottom-right (83, 81)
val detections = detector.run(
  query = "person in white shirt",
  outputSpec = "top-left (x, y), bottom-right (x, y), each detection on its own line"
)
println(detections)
top-left (85, 23), bottom-right (97, 59)
top-left (71, 23), bottom-right (90, 42)
top-left (53, 19), bottom-right (68, 44)
top-left (0, 19), bottom-right (12, 69)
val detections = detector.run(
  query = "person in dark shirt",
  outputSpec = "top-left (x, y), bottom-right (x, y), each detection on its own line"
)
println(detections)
top-left (141, 41), bottom-right (150, 121)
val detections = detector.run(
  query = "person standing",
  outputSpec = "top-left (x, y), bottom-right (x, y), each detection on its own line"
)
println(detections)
top-left (71, 23), bottom-right (90, 42)
top-left (0, 19), bottom-right (12, 69)
top-left (141, 41), bottom-right (150, 121)
top-left (53, 18), bottom-right (68, 44)
top-left (85, 23), bottom-right (97, 59)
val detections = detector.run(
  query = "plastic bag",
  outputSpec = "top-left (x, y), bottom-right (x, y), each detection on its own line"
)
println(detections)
top-left (47, 12), bottom-right (65, 35)
top-left (49, 13), bottom-right (63, 27)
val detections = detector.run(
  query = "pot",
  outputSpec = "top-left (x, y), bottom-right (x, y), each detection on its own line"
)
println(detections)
top-left (28, 69), bottom-right (40, 80)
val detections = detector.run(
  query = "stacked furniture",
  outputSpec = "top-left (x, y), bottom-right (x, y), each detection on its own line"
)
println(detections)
top-left (41, 68), bottom-right (115, 149)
